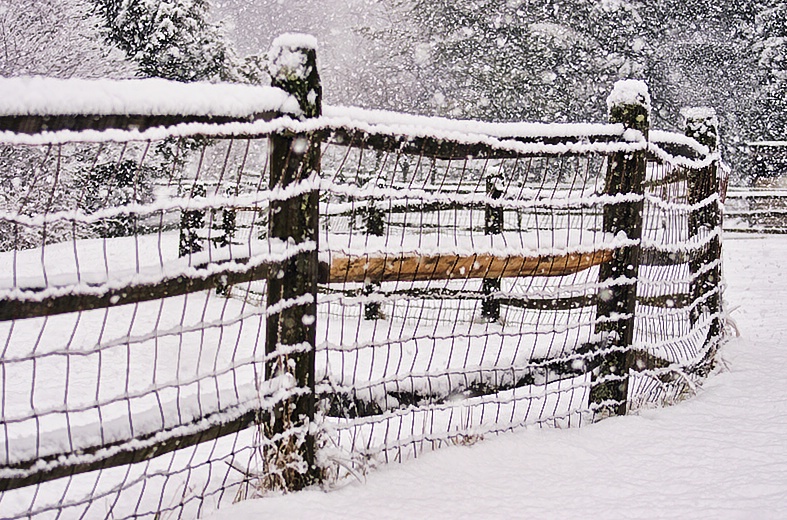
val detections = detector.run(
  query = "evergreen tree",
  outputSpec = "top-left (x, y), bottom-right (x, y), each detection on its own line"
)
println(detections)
top-left (72, 159), bottom-right (156, 238)
top-left (87, 1), bottom-right (268, 249)
top-left (91, 0), bottom-right (261, 82)
top-left (752, 1), bottom-right (787, 140)
top-left (360, 0), bottom-right (662, 123)
top-left (357, 0), bottom-right (782, 179)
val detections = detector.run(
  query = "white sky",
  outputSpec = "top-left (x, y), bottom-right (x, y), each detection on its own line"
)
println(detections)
top-left (214, 1), bottom-right (373, 55)
top-left (213, 0), bottom-right (384, 105)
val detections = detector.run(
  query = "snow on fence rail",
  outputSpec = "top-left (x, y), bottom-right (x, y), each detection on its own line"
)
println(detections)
top-left (0, 36), bottom-right (725, 519)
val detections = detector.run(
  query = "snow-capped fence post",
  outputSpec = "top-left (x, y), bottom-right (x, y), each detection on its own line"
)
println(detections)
top-left (482, 173), bottom-right (504, 321)
top-left (264, 34), bottom-right (322, 490)
top-left (590, 80), bottom-right (650, 418)
top-left (684, 108), bottom-right (723, 362)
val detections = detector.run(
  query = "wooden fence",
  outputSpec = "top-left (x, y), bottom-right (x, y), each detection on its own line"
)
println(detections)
top-left (725, 187), bottom-right (787, 233)
top-left (0, 36), bottom-right (725, 519)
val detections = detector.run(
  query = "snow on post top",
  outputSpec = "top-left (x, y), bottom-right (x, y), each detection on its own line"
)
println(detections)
top-left (606, 79), bottom-right (651, 114)
top-left (0, 77), bottom-right (301, 118)
top-left (681, 107), bottom-right (719, 150)
top-left (268, 33), bottom-right (321, 118)
top-left (271, 33), bottom-right (319, 51)
top-left (680, 107), bottom-right (717, 124)
top-left (269, 33), bottom-right (319, 83)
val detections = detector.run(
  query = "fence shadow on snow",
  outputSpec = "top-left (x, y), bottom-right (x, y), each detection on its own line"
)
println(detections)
top-left (0, 34), bottom-right (726, 518)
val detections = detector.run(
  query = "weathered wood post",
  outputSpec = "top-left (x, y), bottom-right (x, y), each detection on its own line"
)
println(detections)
top-left (178, 183), bottom-right (206, 257)
top-left (684, 107), bottom-right (723, 369)
top-left (363, 152), bottom-right (385, 320)
top-left (590, 80), bottom-right (649, 418)
top-left (482, 173), bottom-right (504, 321)
top-left (363, 179), bottom-right (385, 320)
top-left (212, 188), bottom-right (237, 296)
top-left (214, 185), bottom-right (237, 249)
top-left (220, 206), bottom-right (237, 247)
top-left (265, 33), bottom-right (322, 489)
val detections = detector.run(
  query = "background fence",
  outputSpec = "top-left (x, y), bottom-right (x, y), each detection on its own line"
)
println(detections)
top-left (0, 36), bottom-right (725, 519)
top-left (723, 140), bottom-right (787, 233)
top-left (724, 187), bottom-right (787, 233)
top-left (743, 141), bottom-right (787, 186)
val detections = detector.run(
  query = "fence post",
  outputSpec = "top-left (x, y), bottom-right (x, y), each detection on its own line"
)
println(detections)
top-left (265, 34), bottom-right (322, 489)
top-left (363, 179), bottom-right (385, 320)
top-left (400, 158), bottom-right (410, 182)
top-left (683, 107), bottom-right (723, 369)
top-left (215, 186), bottom-right (237, 250)
top-left (178, 183), bottom-right (206, 257)
top-left (482, 174), bottom-right (503, 321)
top-left (590, 80), bottom-right (649, 418)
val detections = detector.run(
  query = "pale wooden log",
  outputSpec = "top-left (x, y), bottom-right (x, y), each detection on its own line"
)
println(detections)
top-left (327, 249), bottom-right (613, 284)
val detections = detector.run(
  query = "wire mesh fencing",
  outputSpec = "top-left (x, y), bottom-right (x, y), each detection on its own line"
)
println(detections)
top-left (0, 133), bottom-right (294, 518)
top-left (313, 105), bottom-right (725, 469)
top-left (0, 41), bottom-right (726, 520)
top-left (316, 145), bottom-right (607, 460)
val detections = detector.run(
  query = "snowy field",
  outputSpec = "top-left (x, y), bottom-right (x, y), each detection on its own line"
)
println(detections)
top-left (207, 232), bottom-right (787, 519)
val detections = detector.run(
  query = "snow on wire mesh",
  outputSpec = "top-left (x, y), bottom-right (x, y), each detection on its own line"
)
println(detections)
top-left (0, 79), bottom-right (724, 519)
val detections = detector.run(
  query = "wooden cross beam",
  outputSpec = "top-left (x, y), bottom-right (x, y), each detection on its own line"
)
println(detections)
top-left (324, 250), bottom-right (613, 284)
top-left (1, 250), bottom-right (612, 321)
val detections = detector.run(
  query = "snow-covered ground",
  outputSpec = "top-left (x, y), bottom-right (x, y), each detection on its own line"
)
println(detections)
top-left (207, 232), bottom-right (787, 519)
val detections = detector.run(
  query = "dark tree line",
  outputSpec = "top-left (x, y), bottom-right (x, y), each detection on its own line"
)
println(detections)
top-left (90, 0), bottom-right (266, 83)
top-left (353, 0), bottom-right (787, 178)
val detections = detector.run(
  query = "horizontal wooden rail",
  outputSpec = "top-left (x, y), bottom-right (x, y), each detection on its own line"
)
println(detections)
top-left (320, 127), bottom-right (623, 160)
top-left (2, 250), bottom-right (612, 321)
top-left (0, 112), bottom-right (707, 168)
top-left (3, 247), bottom-right (704, 322)
top-left (0, 114), bottom-right (708, 168)
top-left (0, 334), bottom-right (680, 493)
top-left (0, 404), bottom-right (263, 493)
top-left (725, 209), bottom-right (787, 217)
top-left (325, 200), bottom-right (603, 218)
top-left (723, 226), bottom-right (787, 234)
top-left (645, 142), bottom-right (706, 162)
top-left (0, 112), bottom-right (282, 135)
top-left (322, 342), bottom-right (679, 420)
top-left (0, 259), bottom-right (270, 321)
top-left (640, 243), bottom-right (713, 266)
top-left (327, 250), bottom-right (613, 284)
top-left (327, 285), bottom-right (693, 311)
top-left (323, 128), bottom-right (707, 163)
top-left (326, 286), bottom-right (598, 311)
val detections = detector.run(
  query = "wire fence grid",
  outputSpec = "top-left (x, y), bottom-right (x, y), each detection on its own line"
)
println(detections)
top-left (0, 41), bottom-right (726, 519)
